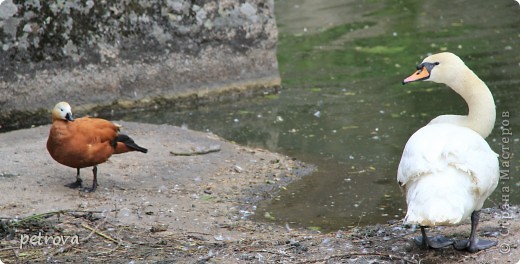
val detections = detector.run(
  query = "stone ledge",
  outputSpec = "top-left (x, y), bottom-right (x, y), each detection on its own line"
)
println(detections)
top-left (0, 0), bottom-right (279, 130)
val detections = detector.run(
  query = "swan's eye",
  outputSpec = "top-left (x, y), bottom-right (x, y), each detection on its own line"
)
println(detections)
top-left (434, 62), bottom-right (440, 65)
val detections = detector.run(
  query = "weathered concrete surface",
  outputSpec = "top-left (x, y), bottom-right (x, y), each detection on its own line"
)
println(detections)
top-left (0, 0), bottom-right (280, 130)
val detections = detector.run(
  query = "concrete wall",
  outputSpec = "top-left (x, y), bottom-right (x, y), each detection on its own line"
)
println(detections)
top-left (0, 0), bottom-right (280, 130)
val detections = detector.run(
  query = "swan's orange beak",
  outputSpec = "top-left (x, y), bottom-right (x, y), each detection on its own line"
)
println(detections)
top-left (402, 67), bottom-right (430, 84)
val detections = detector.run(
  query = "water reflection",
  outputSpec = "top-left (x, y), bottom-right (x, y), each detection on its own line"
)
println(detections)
top-left (123, 0), bottom-right (520, 232)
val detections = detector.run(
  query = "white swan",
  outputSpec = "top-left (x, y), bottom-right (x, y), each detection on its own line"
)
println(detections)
top-left (398, 52), bottom-right (499, 252)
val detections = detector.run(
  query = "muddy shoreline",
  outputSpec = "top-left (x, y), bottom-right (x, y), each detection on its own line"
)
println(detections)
top-left (0, 122), bottom-right (518, 263)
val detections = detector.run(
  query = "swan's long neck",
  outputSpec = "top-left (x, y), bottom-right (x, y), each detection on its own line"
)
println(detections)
top-left (444, 68), bottom-right (496, 138)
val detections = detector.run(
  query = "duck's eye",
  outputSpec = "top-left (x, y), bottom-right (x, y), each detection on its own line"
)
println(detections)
top-left (60, 109), bottom-right (64, 112)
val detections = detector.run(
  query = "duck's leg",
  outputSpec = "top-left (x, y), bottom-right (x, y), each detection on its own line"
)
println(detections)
top-left (454, 210), bottom-right (497, 252)
top-left (65, 168), bottom-right (83, 188)
top-left (82, 166), bottom-right (98, 192)
top-left (414, 226), bottom-right (454, 249)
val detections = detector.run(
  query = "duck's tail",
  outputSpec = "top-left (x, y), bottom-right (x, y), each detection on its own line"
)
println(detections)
top-left (113, 134), bottom-right (148, 154)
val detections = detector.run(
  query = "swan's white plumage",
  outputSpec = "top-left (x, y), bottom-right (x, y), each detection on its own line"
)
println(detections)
top-left (398, 52), bottom-right (499, 229)
top-left (398, 123), bottom-right (499, 226)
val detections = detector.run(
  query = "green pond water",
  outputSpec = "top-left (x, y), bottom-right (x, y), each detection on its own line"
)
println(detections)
top-left (123, 0), bottom-right (520, 232)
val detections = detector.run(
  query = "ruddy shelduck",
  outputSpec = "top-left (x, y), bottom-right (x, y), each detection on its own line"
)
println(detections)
top-left (47, 102), bottom-right (148, 192)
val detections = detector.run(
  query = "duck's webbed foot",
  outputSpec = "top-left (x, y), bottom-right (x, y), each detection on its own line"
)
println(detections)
top-left (65, 168), bottom-right (83, 189)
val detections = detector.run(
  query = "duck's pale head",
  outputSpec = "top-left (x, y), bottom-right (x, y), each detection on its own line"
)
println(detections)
top-left (52, 102), bottom-right (74, 122)
top-left (403, 52), bottom-right (467, 86)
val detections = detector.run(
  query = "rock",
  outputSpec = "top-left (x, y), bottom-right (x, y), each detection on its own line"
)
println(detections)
top-left (0, 0), bottom-right (18, 20)
top-left (150, 223), bottom-right (169, 233)
top-left (170, 143), bottom-right (221, 156)
top-left (233, 165), bottom-right (244, 173)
